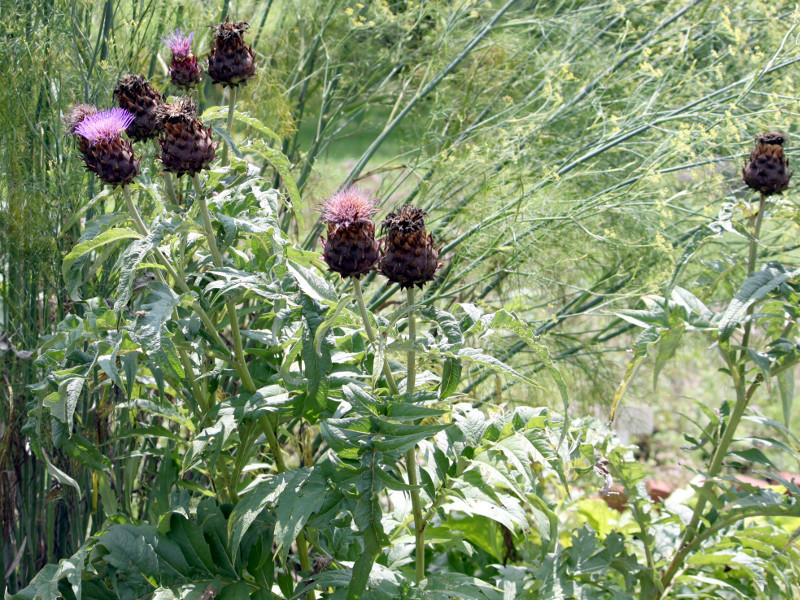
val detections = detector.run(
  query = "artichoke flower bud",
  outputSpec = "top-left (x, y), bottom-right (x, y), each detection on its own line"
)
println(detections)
top-left (379, 205), bottom-right (441, 289)
top-left (207, 19), bottom-right (257, 88)
top-left (74, 108), bottom-right (140, 187)
top-left (161, 29), bottom-right (202, 89)
top-left (113, 74), bottom-right (165, 142)
top-left (156, 97), bottom-right (218, 177)
top-left (320, 187), bottom-right (381, 279)
top-left (742, 131), bottom-right (792, 196)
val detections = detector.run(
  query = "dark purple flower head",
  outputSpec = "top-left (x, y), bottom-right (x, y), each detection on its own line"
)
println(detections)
top-left (321, 186), bottom-right (378, 230)
top-left (75, 108), bottom-right (135, 144)
top-left (161, 29), bottom-right (195, 58)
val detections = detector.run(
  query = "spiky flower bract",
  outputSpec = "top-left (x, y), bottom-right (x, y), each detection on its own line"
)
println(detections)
top-left (207, 19), bottom-right (257, 87)
top-left (379, 205), bottom-right (441, 289)
top-left (321, 187), bottom-right (381, 278)
top-left (74, 108), bottom-right (139, 187)
top-left (156, 97), bottom-right (218, 177)
top-left (64, 104), bottom-right (98, 135)
top-left (743, 131), bottom-right (792, 196)
top-left (162, 29), bottom-right (202, 89)
top-left (113, 74), bottom-right (164, 141)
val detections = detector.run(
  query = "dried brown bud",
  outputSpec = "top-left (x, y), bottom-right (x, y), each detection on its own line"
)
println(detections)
top-left (742, 131), bottom-right (792, 195)
top-left (207, 20), bottom-right (257, 88)
top-left (156, 98), bottom-right (218, 177)
top-left (64, 104), bottom-right (98, 135)
top-left (113, 74), bottom-right (165, 142)
top-left (379, 205), bottom-right (440, 289)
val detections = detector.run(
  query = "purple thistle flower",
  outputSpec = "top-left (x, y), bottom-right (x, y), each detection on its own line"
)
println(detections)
top-left (161, 29), bottom-right (195, 58)
top-left (75, 108), bottom-right (136, 144)
top-left (322, 186), bottom-right (378, 230)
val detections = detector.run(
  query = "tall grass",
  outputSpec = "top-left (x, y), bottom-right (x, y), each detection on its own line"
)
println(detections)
top-left (3, 0), bottom-right (800, 590)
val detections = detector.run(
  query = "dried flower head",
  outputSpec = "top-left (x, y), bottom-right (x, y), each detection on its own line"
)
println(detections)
top-left (156, 96), bottom-right (197, 126)
top-left (113, 74), bottom-right (165, 141)
top-left (74, 108), bottom-right (139, 187)
top-left (320, 187), bottom-right (381, 278)
top-left (379, 205), bottom-right (441, 289)
top-left (64, 104), bottom-right (98, 135)
top-left (161, 29), bottom-right (195, 58)
top-left (156, 97), bottom-right (218, 177)
top-left (743, 130), bottom-right (792, 196)
top-left (207, 19), bottom-right (257, 87)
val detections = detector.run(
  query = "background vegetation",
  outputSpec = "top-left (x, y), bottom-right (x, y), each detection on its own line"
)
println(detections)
top-left (2, 0), bottom-right (800, 596)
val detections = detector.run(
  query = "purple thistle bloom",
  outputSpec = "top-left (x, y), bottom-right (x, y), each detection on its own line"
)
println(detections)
top-left (322, 187), bottom-right (378, 229)
top-left (161, 29), bottom-right (195, 58)
top-left (75, 108), bottom-right (136, 143)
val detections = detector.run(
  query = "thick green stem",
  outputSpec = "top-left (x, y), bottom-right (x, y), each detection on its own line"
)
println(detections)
top-left (661, 194), bottom-right (768, 595)
top-left (192, 175), bottom-right (312, 594)
top-left (192, 175), bottom-right (256, 392)
top-left (352, 278), bottom-right (399, 395)
top-left (123, 185), bottom-right (244, 498)
top-left (164, 172), bottom-right (178, 205)
top-left (122, 186), bottom-right (227, 352)
top-left (151, 138), bottom-right (178, 205)
top-left (405, 288), bottom-right (425, 583)
top-left (221, 87), bottom-right (237, 167)
top-left (660, 370), bottom-right (762, 592)
top-left (739, 193), bottom-right (767, 363)
top-left (406, 288), bottom-right (417, 394)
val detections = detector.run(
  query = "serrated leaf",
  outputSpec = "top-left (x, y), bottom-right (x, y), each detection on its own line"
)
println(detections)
top-left (228, 471), bottom-right (300, 553)
top-left (43, 376), bottom-right (85, 434)
top-left (113, 220), bottom-right (167, 315)
top-left (440, 357), bottom-right (462, 400)
top-left (289, 261), bottom-right (337, 304)
top-left (343, 383), bottom-right (380, 416)
top-left (128, 282), bottom-right (184, 380)
top-left (315, 294), bottom-right (353, 357)
top-left (421, 306), bottom-right (464, 351)
top-left (373, 421), bottom-right (450, 455)
top-left (653, 323), bottom-right (684, 389)
top-left (248, 139), bottom-right (304, 234)
top-left (451, 348), bottom-right (538, 387)
top-left (62, 228), bottom-right (142, 301)
top-left (719, 266), bottom-right (800, 342)
top-left (301, 295), bottom-right (334, 421)
top-left (274, 467), bottom-right (327, 562)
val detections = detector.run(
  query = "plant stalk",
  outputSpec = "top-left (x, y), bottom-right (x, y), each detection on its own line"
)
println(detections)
top-left (352, 278), bottom-right (399, 395)
top-left (222, 86), bottom-right (237, 166)
top-left (405, 287), bottom-right (425, 583)
top-left (192, 175), bottom-right (313, 595)
top-left (739, 193), bottom-right (767, 363)
top-left (660, 194), bottom-right (768, 595)
top-left (151, 138), bottom-right (178, 205)
top-left (122, 186), bottom-right (227, 353)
